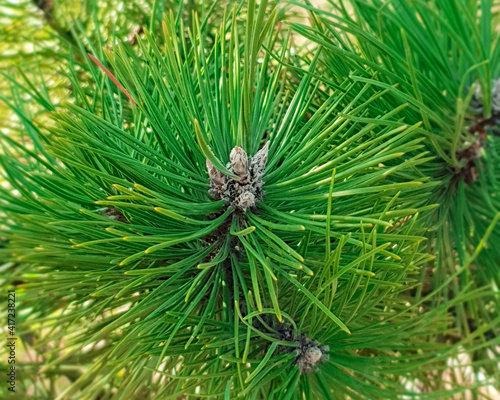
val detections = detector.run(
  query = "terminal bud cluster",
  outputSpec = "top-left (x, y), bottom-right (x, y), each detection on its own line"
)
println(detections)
top-left (207, 142), bottom-right (270, 212)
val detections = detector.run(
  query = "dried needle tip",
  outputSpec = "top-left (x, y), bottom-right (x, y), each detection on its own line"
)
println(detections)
top-left (295, 333), bottom-right (330, 373)
top-left (207, 142), bottom-right (270, 212)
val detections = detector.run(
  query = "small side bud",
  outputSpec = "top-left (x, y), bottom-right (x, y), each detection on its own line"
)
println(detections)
top-left (295, 334), bottom-right (329, 373)
top-left (207, 160), bottom-right (227, 199)
top-left (250, 141), bottom-right (270, 181)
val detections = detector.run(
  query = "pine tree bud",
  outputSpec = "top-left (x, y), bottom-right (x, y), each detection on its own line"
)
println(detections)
top-left (250, 141), bottom-right (269, 182)
top-left (206, 142), bottom-right (270, 211)
top-left (207, 159), bottom-right (227, 200)
top-left (230, 146), bottom-right (249, 180)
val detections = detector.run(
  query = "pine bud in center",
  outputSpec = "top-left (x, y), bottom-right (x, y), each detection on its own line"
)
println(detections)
top-left (207, 142), bottom-right (270, 212)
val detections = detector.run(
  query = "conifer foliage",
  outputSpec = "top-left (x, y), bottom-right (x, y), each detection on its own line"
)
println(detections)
top-left (0, 0), bottom-right (499, 399)
top-left (292, 0), bottom-right (500, 364)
